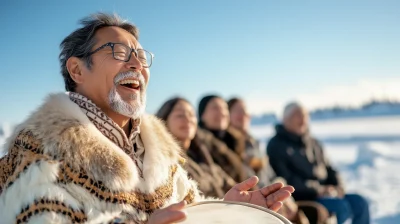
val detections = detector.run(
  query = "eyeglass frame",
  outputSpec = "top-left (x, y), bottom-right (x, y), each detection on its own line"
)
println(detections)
top-left (87, 42), bottom-right (154, 68)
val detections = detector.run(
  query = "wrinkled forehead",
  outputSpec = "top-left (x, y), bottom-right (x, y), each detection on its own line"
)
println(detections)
top-left (94, 26), bottom-right (142, 49)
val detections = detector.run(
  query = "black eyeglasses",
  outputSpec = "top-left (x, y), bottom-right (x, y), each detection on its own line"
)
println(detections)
top-left (87, 42), bottom-right (154, 68)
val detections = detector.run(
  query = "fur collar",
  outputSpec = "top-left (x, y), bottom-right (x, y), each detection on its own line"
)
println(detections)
top-left (4, 93), bottom-right (182, 193)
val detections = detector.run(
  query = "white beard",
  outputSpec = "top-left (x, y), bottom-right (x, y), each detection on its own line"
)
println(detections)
top-left (107, 71), bottom-right (147, 119)
top-left (108, 86), bottom-right (146, 119)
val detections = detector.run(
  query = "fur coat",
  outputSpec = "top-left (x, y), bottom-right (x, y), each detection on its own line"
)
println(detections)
top-left (184, 129), bottom-right (236, 198)
top-left (0, 93), bottom-right (210, 224)
top-left (195, 128), bottom-right (248, 183)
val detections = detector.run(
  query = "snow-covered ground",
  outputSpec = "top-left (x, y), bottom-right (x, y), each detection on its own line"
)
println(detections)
top-left (251, 115), bottom-right (400, 224)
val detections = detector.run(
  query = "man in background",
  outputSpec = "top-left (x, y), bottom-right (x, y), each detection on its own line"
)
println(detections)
top-left (267, 102), bottom-right (370, 224)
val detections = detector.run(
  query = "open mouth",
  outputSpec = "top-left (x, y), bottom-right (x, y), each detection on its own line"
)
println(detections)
top-left (118, 79), bottom-right (140, 90)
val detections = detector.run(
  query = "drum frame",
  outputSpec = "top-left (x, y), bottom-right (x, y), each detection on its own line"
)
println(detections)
top-left (186, 200), bottom-right (292, 224)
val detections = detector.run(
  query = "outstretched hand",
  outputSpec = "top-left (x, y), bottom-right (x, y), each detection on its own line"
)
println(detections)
top-left (223, 176), bottom-right (294, 211)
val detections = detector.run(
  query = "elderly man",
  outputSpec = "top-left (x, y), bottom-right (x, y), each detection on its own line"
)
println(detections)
top-left (267, 102), bottom-right (370, 224)
top-left (0, 13), bottom-right (293, 223)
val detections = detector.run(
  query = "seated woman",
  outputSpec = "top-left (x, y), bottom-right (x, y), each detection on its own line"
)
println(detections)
top-left (227, 97), bottom-right (274, 187)
top-left (155, 97), bottom-right (238, 198)
top-left (197, 95), bottom-right (256, 182)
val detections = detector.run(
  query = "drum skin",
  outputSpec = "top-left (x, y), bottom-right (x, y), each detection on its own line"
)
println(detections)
top-left (181, 201), bottom-right (292, 224)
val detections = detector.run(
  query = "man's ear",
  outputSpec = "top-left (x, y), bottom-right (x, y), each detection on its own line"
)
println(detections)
top-left (66, 57), bottom-right (85, 84)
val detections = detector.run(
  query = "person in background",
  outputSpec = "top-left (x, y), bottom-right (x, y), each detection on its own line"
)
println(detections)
top-left (228, 97), bottom-right (334, 224)
top-left (197, 95), bottom-right (255, 183)
top-left (227, 97), bottom-right (273, 186)
top-left (267, 102), bottom-right (370, 224)
top-left (156, 97), bottom-right (236, 198)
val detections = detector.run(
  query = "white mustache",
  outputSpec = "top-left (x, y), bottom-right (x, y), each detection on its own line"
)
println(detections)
top-left (114, 71), bottom-right (145, 88)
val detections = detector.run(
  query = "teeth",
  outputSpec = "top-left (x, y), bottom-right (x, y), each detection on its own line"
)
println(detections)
top-left (119, 80), bottom-right (140, 86)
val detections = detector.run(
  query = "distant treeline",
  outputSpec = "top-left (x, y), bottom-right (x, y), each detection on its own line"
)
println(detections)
top-left (251, 100), bottom-right (400, 125)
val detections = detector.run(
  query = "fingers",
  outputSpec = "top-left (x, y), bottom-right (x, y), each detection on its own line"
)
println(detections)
top-left (167, 200), bottom-right (186, 211)
top-left (259, 182), bottom-right (284, 196)
top-left (233, 176), bottom-right (259, 191)
top-left (268, 201), bottom-right (283, 212)
top-left (158, 210), bottom-right (186, 224)
top-left (260, 183), bottom-right (294, 197)
top-left (281, 186), bottom-right (295, 193)
top-left (151, 201), bottom-right (187, 224)
top-left (266, 189), bottom-right (292, 208)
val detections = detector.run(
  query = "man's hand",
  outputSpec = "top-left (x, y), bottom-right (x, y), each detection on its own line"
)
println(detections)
top-left (148, 201), bottom-right (187, 224)
top-left (223, 176), bottom-right (294, 212)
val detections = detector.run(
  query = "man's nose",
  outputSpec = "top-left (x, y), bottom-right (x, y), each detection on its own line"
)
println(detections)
top-left (125, 53), bottom-right (143, 72)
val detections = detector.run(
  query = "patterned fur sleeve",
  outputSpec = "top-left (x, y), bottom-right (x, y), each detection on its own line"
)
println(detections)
top-left (0, 131), bottom-right (121, 224)
top-left (0, 142), bottom-right (88, 223)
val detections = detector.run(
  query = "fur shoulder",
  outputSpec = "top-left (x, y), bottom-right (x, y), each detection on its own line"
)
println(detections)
top-left (3, 93), bottom-right (139, 191)
top-left (196, 128), bottom-right (228, 154)
top-left (196, 128), bottom-right (214, 143)
top-left (140, 114), bottom-right (183, 162)
top-left (226, 126), bottom-right (246, 140)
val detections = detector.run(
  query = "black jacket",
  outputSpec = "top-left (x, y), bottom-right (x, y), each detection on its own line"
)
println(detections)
top-left (267, 124), bottom-right (342, 201)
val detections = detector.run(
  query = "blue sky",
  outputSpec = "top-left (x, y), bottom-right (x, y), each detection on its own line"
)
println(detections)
top-left (0, 0), bottom-right (399, 123)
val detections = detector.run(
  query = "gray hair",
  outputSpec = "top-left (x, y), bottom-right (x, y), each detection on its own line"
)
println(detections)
top-left (59, 13), bottom-right (139, 91)
top-left (282, 101), bottom-right (306, 121)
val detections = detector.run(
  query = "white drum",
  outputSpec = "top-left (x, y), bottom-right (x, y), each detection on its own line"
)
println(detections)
top-left (181, 201), bottom-right (292, 224)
